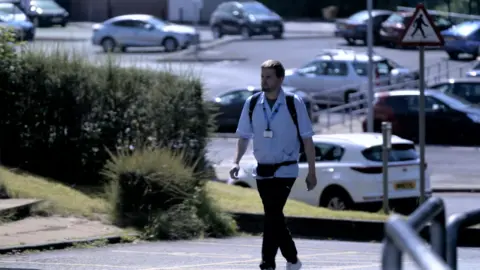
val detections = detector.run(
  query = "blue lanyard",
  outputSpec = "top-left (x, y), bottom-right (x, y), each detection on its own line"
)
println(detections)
top-left (263, 102), bottom-right (280, 130)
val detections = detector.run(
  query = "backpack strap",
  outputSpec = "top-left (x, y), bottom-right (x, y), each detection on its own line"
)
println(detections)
top-left (286, 95), bottom-right (305, 154)
top-left (248, 92), bottom-right (261, 124)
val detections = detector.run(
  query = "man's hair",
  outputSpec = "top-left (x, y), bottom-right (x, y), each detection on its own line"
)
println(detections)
top-left (261, 59), bottom-right (285, 78)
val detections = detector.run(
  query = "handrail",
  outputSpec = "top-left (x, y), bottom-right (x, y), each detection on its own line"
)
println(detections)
top-left (446, 209), bottom-right (480, 270)
top-left (396, 6), bottom-right (480, 21)
top-left (382, 197), bottom-right (447, 269)
top-left (383, 215), bottom-right (451, 270)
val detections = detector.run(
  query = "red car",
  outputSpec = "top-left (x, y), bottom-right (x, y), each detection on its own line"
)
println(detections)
top-left (379, 11), bottom-right (453, 48)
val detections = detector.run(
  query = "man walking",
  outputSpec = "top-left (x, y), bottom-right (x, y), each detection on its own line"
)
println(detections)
top-left (229, 60), bottom-right (317, 270)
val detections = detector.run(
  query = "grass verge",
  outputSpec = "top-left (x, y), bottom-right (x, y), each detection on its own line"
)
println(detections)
top-left (0, 167), bottom-right (108, 218)
top-left (207, 181), bottom-right (387, 221)
top-left (0, 166), bottom-right (386, 221)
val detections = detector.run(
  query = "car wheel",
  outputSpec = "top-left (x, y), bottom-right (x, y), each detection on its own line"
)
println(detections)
top-left (101, 37), bottom-right (116, 53)
top-left (273, 32), bottom-right (283, 39)
top-left (320, 186), bottom-right (353, 211)
top-left (447, 52), bottom-right (459, 60)
top-left (343, 89), bottom-right (358, 104)
top-left (32, 17), bottom-right (39, 27)
top-left (163, 37), bottom-right (178, 52)
top-left (212, 25), bottom-right (223, 39)
top-left (240, 26), bottom-right (252, 39)
top-left (344, 37), bottom-right (355, 45)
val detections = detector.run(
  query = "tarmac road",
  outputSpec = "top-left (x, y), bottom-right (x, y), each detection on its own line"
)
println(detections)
top-left (0, 237), bottom-right (479, 269)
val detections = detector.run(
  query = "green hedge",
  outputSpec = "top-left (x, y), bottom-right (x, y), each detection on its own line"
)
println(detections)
top-left (103, 147), bottom-right (237, 240)
top-left (0, 37), bottom-right (213, 185)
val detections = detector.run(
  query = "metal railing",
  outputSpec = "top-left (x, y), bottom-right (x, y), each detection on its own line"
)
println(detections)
top-left (446, 209), bottom-right (480, 270)
top-left (396, 6), bottom-right (480, 22)
top-left (382, 197), bottom-right (447, 269)
top-left (383, 215), bottom-right (451, 270)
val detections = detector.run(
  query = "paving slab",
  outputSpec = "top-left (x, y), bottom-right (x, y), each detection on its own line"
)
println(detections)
top-left (0, 199), bottom-right (42, 212)
top-left (0, 216), bottom-right (124, 248)
top-left (0, 237), bottom-right (477, 269)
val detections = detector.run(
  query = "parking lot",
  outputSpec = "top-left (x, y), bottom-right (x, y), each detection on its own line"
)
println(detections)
top-left (1, 237), bottom-right (480, 270)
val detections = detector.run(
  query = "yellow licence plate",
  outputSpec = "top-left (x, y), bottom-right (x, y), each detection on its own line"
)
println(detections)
top-left (394, 181), bottom-right (416, 190)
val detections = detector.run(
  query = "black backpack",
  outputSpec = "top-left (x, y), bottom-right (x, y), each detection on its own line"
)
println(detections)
top-left (248, 92), bottom-right (304, 154)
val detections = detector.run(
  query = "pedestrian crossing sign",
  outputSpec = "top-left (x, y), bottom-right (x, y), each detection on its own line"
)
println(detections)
top-left (398, 3), bottom-right (444, 46)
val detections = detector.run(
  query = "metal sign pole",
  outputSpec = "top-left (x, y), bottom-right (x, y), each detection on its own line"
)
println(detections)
top-left (366, 0), bottom-right (374, 132)
top-left (382, 121), bottom-right (392, 214)
top-left (419, 46), bottom-right (426, 204)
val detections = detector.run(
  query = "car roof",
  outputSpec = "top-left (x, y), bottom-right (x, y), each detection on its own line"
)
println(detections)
top-left (312, 133), bottom-right (412, 148)
top-left (105, 14), bottom-right (154, 23)
top-left (374, 89), bottom-right (438, 97)
top-left (431, 77), bottom-right (480, 84)
top-left (314, 49), bottom-right (385, 62)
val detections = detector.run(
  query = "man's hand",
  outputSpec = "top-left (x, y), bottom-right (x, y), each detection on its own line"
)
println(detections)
top-left (229, 164), bottom-right (240, 180)
top-left (306, 172), bottom-right (317, 191)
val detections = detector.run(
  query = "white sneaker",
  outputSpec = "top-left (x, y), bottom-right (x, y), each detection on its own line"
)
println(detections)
top-left (286, 260), bottom-right (302, 270)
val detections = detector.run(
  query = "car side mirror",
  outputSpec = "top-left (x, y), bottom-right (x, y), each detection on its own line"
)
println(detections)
top-left (232, 11), bottom-right (242, 17)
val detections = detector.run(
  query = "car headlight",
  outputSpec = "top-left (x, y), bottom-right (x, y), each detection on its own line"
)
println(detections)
top-left (468, 113), bottom-right (480, 123)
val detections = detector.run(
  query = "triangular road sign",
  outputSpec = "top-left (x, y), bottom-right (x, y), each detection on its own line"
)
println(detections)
top-left (398, 3), bottom-right (444, 46)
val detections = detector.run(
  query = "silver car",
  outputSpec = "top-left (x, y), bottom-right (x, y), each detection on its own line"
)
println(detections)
top-left (282, 49), bottom-right (417, 105)
top-left (92, 14), bottom-right (198, 53)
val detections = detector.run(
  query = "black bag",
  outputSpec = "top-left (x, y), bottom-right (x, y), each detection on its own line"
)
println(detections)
top-left (256, 161), bottom-right (298, 178)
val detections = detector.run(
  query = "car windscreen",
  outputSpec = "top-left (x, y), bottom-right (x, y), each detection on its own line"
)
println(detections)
top-left (32, 0), bottom-right (62, 9)
top-left (431, 90), bottom-right (474, 109)
top-left (362, 143), bottom-right (418, 162)
top-left (241, 2), bottom-right (271, 15)
top-left (0, 4), bottom-right (23, 14)
top-left (448, 21), bottom-right (480, 36)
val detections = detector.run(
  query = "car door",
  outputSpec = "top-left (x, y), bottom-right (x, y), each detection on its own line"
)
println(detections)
top-left (221, 4), bottom-right (239, 33)
top-left (215, 90), bottom-right (253, 127)
top-left (131, 20), bottom-right (156, 46)
top-left (407, 95), bottom-right (448, 144)
top-left (110, 19), bottom-right (140, 45)
top-left (322, 61), bottom-right (350, 103)
top-left (288, 60), bottom-right (327, 92)
top-left (291, 143), bottom-right (344, 206)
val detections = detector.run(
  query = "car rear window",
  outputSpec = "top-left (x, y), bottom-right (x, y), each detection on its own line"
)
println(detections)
top-left (362, 143), bottom-right (418, 162)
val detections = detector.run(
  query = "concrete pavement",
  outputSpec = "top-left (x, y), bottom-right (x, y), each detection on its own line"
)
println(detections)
top-left (0, 236), bottom-right (477, 269)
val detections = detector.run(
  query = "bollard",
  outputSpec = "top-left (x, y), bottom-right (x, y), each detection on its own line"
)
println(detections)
top-left (382, 121), bottom-right (392, 214)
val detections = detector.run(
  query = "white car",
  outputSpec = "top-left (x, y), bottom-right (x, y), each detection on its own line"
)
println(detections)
top-left (92, 14), bottom-right (198, 53)
top-left (282, 49), bottom-right (418, 105)
top-left (228, 133), bottom-right (432, 214)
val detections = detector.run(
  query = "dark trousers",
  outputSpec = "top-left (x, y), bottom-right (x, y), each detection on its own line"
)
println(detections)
top-left (257, 177), bottom-right (298, 269)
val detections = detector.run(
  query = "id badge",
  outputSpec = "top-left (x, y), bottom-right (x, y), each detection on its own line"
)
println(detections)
top-left (263, 130), bottom-right (273, 138)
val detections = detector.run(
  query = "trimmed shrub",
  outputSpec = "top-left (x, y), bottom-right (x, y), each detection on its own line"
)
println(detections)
top-left (103, 147), bottom-right (237, 240)
top-left (0, 37), bottom-right (213, 185)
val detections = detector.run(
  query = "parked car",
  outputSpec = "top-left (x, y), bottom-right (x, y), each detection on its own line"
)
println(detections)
top-left (466, 60), bottom-right (480, 77)
top-left (429, 78), bottom-right (480, 104)
top-left (92, 14), bottom-right (197, 53)
top-left (442, 20), bottom-right (480, 60)
top-left (25, 0), bottom-right (68, 27)
top-left (334, 9), bottom-right (393, 45)
top-left (0, 11), bottom-right (35, 41)
top-left (282, 49), bottom-right (417, 105)
top-left (209, 1), bottom-right (284, 39)
top-left (362, 89), bottom-right (480, 145)
top-left (228, 133), bottom-right (431, 214)
top-left (0, 2), bottom-right (29, 22)
top-left (380, 11), bottom-right (453, 48)
top-left (208, 86), bottom-right (319, 131)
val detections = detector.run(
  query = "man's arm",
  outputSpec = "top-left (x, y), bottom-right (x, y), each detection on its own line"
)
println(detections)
top-left (234, 96), bottom-right (254, 164)
top-left (294, 96), bottom-right (316, 173)
top-left (234, 138), bottom-right (250, 164)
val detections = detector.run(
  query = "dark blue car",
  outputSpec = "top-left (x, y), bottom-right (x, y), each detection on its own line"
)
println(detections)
top-left (442, 20), bottom-right (480, 60)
